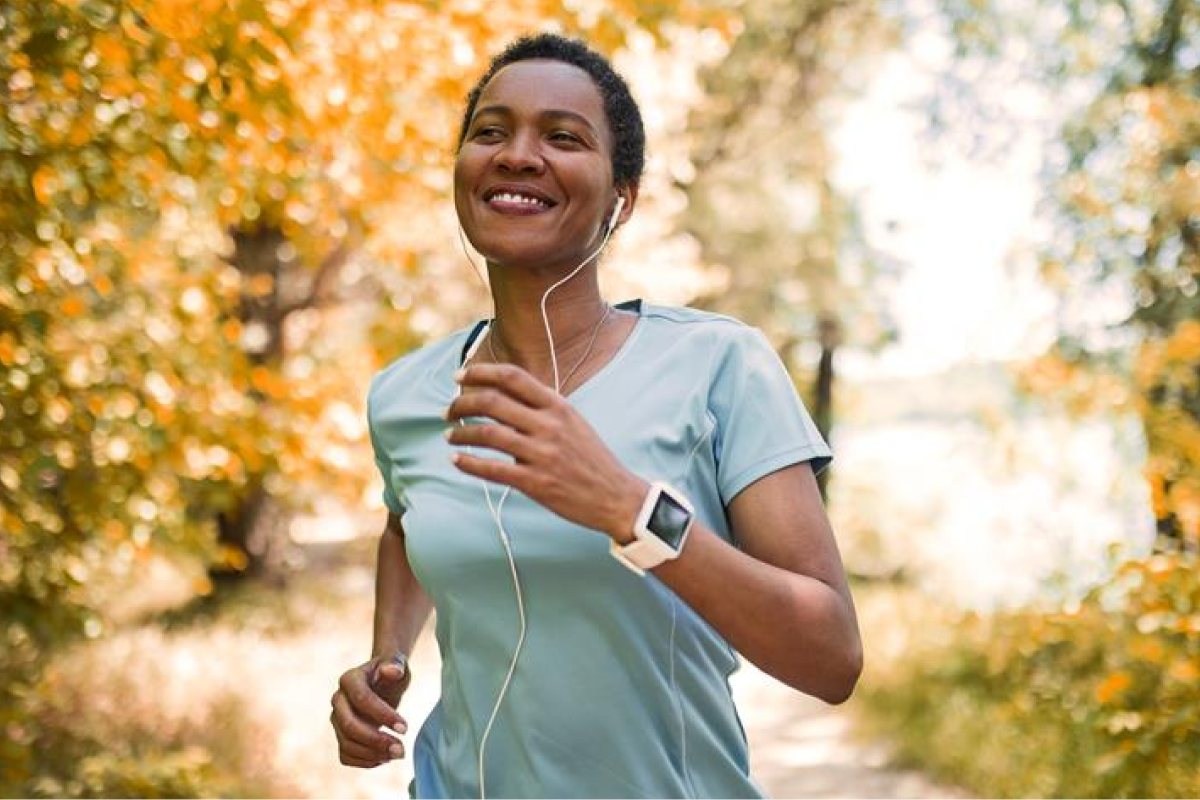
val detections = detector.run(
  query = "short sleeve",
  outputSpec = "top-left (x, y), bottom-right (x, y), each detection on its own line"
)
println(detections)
top-left (367, 376), bottom-right (405, 515)
top-left (708, 326), bottom-right (832, 504)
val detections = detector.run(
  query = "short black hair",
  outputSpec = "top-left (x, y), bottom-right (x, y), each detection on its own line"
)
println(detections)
top-left (456, 33), bottom-right (646, 187)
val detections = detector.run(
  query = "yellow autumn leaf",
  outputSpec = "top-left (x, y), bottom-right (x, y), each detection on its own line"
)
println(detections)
top-left (1130, 637), bottom-right (1165, 664)
top-left (250, 366), bottom-right (287, 398)
top-left (31, 166), bottom-right (59, 205)
top-left (1095, 670), bottom-right (1132, 704)
top-left (102, 519), bottom-right (126, 541)
top-left (60, 296), bottom-right (85, 317)
top-left (91, 33), bottom-right (131, 72)
top-left (1168, 659), bottom-right (1200, 681)
top-left (1166, 321), bottom-right (1200, 362)
top-left (219, 544), bottom-right (249, 571)
top-left (0, 333), bottom-right (15, 366)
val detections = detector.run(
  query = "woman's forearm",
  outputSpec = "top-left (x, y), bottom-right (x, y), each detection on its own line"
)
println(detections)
top-left (371, 513), bottom-right (433, 660)
top-left (652, 521), bottom-right (862, 703)
top-left (602, 469), bottom-right (862, 704)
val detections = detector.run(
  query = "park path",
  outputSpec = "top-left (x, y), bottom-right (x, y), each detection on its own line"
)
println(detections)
top-left (731, 661), bottom-right (965, 798)
top-left (242, 537), bottom-right (967, 798)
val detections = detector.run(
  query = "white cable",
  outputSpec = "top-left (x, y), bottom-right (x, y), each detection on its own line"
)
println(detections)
top-left (477, 479), bottom-right (522, 800)
top-left (457, 224), bottom-right (490, 292)
top-left (460, 321), bottom-right (525, 800)
top-left (538, 196), bottom-right (624, 393)
top-left (463, 198), bottom-right (624, 799)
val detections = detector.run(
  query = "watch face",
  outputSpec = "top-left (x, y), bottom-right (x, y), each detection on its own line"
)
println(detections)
top-left (647, 490), bottom-right (693, 549)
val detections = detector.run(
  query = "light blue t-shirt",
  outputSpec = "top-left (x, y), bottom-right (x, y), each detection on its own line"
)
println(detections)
top-left (368, 301), bottom-right (832, 799)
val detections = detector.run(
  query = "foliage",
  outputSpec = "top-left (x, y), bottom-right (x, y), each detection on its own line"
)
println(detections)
top-left (7, 634), bottom-right (294, 798)
top-left (680, 0), bottom-right (903, 478)
top-left (858, 5), bottom-right (1200, 789)
top-left (683, 0), bottom-right (901, 368)
top-left (1, 0), bottom-right (709, 788)
top-left (856, 552), bottom-right (1200, 798)
top-left (1136, 319), bottom-right (1200, 542)
top-left (928, 0), bottom-right (1200, 545)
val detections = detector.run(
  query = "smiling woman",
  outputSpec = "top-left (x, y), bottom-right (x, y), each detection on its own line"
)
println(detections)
top-left (329, 33), bottom-right (862, 800)
top-left (453, 51), bottom-right (638, 284)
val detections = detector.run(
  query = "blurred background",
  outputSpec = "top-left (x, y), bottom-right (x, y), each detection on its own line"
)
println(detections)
top-left (2, 0), bottom-right (1197, 797)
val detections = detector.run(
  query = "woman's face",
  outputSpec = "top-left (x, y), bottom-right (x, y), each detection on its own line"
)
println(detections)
top-left (454, 59), bottom-right (619, 272)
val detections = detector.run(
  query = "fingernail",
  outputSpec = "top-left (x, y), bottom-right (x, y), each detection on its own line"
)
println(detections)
top-left (394, 720), bottom-right (408, 734)
top-left (449, 452), bottom-right (460, 465)
top-left (453, 368), bottom-right (466, 382)
top-left (389, 744), bottom-right (403, 759)
top-left (443, 428), bottom-right (452, 441)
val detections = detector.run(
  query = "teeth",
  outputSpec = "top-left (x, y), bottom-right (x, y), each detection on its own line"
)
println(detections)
top-left (490, 192), bottom-right (549, 208)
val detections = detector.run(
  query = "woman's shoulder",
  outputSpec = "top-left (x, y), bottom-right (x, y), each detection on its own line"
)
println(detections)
top-left (639, 301), bottom-right (746, 329)
top-left (638, 302), bottom-right (767, 352)
top-left (369, 322), bottom-right (479, 401)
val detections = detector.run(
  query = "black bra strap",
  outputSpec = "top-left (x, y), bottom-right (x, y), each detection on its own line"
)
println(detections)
top-left (459, 320), bottom-right (489, 367)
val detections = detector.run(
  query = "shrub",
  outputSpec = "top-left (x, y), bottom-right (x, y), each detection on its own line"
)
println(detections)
top-left (3, 630), bottom-right (296, 799)
top-left (856, 552), bottom-right (1200, 798)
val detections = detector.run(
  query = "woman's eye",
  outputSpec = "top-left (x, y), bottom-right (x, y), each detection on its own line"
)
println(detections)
top-left (473, 126), bottom-right (504, 140)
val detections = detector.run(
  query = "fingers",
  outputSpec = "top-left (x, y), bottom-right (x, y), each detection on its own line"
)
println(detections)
top-left (451, 451), bottom-right (532, 491)
top-left (446, 422), bottom-right (541, 463)
top-left (339, 666), bottom-right (405, 729)
top-left (446, 385), bottom-right (544, 432)
top-left (373, 661), bottom-right (408, 688)
top-left (330, 690), bottom-right (407, 766)
top-left (454, 363), bottom-right (558, 409)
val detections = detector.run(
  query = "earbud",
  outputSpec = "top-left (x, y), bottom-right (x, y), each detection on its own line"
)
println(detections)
top-left (605, 195), bottom-right (626, 237)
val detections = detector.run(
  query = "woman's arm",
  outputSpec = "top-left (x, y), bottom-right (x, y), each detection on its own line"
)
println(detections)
top-left (330, 513), bottom-right (433, 767)
top-left (372, 512), bottom-right (434, 660)
top-left (614, 464), bottom-right (862, 704)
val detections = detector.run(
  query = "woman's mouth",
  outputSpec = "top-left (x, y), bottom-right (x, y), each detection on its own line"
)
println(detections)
top-left (483, 188), bottom-right (556, 216)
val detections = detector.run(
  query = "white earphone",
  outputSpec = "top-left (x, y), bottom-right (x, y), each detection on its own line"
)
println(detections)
top-left (606, 194), bottom-right (626, 236)
top-left (460, 192), bottom-right (626, 799)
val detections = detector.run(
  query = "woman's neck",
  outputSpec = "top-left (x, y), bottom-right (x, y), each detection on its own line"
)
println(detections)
top-left (485, 263), bottom-right (609, 375)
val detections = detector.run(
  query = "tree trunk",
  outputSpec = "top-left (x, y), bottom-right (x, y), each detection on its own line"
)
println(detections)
top-left (213, 482), bottom-right (288, 582)
top-left (1143, 371), bottom-right (1200, 554)
top-left (813, 315), bottom-right (840, 500)
top-left (210, 227), bottom-right (289, 582)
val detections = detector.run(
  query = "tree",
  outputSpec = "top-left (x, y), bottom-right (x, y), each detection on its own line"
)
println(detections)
top-left (929, 0), bottom-right (1199, 547)
top-left (681, 0), bottom-right (901, 494)
top-left (0, 0), bottom-right (706, 786)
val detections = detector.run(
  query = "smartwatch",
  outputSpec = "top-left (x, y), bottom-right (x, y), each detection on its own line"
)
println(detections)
top-left (609, 481), bottom-right (695, 576)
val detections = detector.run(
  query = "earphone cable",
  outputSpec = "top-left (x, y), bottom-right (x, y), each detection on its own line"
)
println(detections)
top-left (457, 224), bottom-right (490, 292)
top-left (460, 201), bottom-right (623, 799)
top-left (538, 202), bottom-right (622, 393)
top-left (476, 481), bottom-right (523, 800)
top-left (488, 303), bottom-right (610, 395)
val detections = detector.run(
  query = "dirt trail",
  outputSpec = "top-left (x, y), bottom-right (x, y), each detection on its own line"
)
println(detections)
top-left (731, 661), bottom-right (966, 798)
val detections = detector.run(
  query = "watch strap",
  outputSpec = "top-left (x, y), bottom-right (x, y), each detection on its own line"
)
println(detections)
top-left (608, 537), bottom-right (655, 576)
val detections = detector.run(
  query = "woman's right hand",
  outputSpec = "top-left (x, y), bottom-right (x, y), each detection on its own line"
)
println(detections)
top-left (330, 654), bottom-right (412, 767)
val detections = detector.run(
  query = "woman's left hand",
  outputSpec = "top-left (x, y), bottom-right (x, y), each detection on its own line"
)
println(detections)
top-left (445, 363), bottom-right (647, 542)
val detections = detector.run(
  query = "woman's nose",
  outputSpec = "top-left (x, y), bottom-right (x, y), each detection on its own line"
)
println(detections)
top-left (494, 131), bottom-right (544, 173)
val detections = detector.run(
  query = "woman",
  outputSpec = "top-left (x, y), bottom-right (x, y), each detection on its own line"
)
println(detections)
top-left (330, 33), bottom-right (862, 799)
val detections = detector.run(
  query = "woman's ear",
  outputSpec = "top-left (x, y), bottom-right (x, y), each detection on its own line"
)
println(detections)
top-left (615, 183), bottom-right (639, 228)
